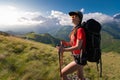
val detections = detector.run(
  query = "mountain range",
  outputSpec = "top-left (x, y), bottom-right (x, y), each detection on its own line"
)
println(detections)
top-left (1, 13), bottom-right (120, 53)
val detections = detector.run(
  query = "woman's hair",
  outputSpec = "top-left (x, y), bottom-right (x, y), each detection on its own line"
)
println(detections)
top-left (69, 26), bottom-right (80, 38)
top-left (69, 17), bottom-right (82, 38)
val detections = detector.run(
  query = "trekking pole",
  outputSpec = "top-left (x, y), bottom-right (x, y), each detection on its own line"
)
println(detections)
top-left (97, 56), bottom-right (102, 80)
top-left (99, 57), bottom-right (102, 80)
top-left (58, 44), bottom-right (63, 80)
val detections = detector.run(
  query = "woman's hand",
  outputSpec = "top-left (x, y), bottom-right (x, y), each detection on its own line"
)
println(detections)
top-left (56, 45), bottom-right (64, 54)
top-left (61, 40), bottom-right (71, 47)
top-left (60, 40), bottom-right (66, 46)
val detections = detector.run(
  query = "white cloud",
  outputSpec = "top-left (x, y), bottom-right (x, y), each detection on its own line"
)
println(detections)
top-left (49, 10), bottom-right (116, 26)
top-left (80, 8), bottom-right (84, 13)
top-left (49, 10), bottom-right (115, 26)
top-left (50, 10), bottom-right (72, 26)
top-left (83, 12), bottom-right (114, 24)
top-left (0, 5), bottom-right (43, 27)
top-left (0, 6), bottom-right (118, 33)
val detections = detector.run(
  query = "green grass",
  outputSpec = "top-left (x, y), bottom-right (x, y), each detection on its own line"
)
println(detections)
top-left (83, 52), bottom-right (120, 80)
top-left (0, 35), bottom-right (59, 80)
top-left (0, 35), bottom-right (120, 80)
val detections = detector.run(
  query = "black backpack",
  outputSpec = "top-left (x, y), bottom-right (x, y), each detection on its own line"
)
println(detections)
top-left (81, 19), bottom-right (102, 78)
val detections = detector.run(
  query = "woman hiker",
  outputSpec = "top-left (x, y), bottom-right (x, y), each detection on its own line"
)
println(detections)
top-left (56, 11), bottom-right (86, 80)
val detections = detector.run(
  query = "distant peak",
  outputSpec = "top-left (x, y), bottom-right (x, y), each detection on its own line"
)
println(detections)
top-left (113, 13), bottom-right (120, 19)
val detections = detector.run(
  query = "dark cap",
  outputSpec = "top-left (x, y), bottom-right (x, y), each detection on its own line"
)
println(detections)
top-left (69, 11), bottom-right (83, 20)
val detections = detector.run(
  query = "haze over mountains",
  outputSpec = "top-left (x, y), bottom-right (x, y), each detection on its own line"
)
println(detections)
top-left (1, 12), bottom-right (120, 53)
top-left (0, 11), bottom-right (120, 35)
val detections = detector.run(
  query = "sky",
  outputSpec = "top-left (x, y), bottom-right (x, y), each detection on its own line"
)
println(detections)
top-left (0, 0), bottom-right (120, 32)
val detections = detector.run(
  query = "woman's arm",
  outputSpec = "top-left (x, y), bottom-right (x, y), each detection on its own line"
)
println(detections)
top-left (61, 40), bottom-right (72, 47)
top-left (63, 39), bottom-right (83, 52)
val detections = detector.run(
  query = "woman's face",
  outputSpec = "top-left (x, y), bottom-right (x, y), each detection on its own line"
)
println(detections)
top-left (70, 15), bottom-right (80, 25)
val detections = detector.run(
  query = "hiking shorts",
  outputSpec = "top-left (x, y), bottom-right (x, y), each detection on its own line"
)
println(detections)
top-left (73, 53), bottom-right (87, 65)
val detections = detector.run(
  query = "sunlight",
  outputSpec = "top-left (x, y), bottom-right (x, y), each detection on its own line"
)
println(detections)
top-left (0, 6), bottom-right (21, 25)
top-left (0, 5), bottom-right (43, 26)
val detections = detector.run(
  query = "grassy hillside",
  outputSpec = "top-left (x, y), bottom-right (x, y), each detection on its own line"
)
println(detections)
top-left (22, 32), bottom-right (60, 46)
top-left (84, 52), bottom-right (120, 80)
top-left (0, 34), bottom-right (120, 80)
top-left (101, 31), bottom-right (120, 53)
top-left (0, 34), bottom-right (60, 80)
